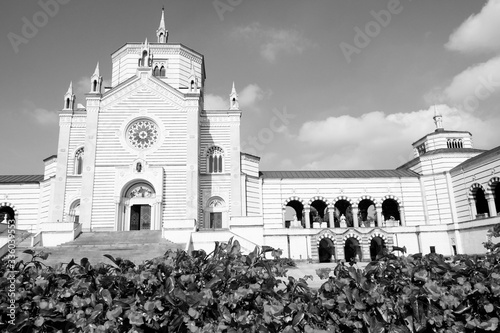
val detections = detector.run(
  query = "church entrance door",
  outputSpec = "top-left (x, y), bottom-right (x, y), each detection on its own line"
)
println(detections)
top-left (130, 204), bottom-right (151, 230)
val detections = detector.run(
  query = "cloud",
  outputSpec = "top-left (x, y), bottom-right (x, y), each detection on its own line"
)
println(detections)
top-left (295, 105), bottom-right (500, 170)
top-left (204, 94), bottom-right (228, 110)
top-left (445, 0), bottom-right (500, 54)
top-left (239, 84), bottom-right (266, 108)
top-left (442, 56), bottom-right (500, 108)
top-left (204, 84), bottom-right (268, 110)
top-left (21, 100), bottom-right (58, 125)
top-left (232, 22), bottom-right (312, 62)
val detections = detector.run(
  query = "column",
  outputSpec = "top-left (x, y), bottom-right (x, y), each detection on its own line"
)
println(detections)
top-left (487, 197), bottom-right (497, 218)
top-left (399, 206), bottom-right (406, 226)
top-left (328, 208), bottom-right (334, 228)
top-left (282, 207), bottom-right (287, 228)
top-left (469, 199), bottom-right (477, 219)
top-left (352, 206), bottom-right (359, 228)
top-left (376, 204), bottom-right (383, 227)
top-left (304, 207), bottom-right (311, 228)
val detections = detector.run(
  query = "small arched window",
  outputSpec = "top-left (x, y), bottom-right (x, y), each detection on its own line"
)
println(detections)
top-left (141, 50), bottom-right (148, 67)
top-left (93, 80), bottom-right (97, 92)
top-left (153, 66), bottom-right (160, 76)
top-left (160, 66), bottom-right (166, 77)
top-left (75, 147), bottom-right (84, 175)
top-left (65, 98), bottom-right (70, 109)
top-left (207, 146), bottom-right (224, 173)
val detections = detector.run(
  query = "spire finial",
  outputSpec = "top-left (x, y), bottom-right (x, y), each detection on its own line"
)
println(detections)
top-left (93, 62), bottom-right (100, 76)
top-left (156, 7), bottom-right (168, 43)
top-left (229, 82), bottom-right (239, 110)
top-left (66, 81), bottom-right (73, 94)
top-left (433, 105), bottom-right (443, 131)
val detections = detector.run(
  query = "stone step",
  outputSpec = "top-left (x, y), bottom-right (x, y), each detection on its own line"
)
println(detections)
top-left (15, 230), bottom-right (184, 267)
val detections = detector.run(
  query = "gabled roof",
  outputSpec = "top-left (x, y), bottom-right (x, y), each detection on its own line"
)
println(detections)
top-left (450, 145), bottom-right (500, 173)
top-left (260, 169), bottom-right (419, 179)
top-left (0, 175), bottom-right (44, 184)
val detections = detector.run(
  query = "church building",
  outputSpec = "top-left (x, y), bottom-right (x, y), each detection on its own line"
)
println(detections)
top-left (1, 10), bottom-right (499, 262)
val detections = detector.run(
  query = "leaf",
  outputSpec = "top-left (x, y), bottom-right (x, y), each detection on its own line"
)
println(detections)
top-left (66, 259), bottom-right (77, 273)
top-left (480, 317), bottom-right (499, 331)
top-left (101, 289), bottom-right (112, 307)
top-left (292, 311), bottom-right (305, 326)
top-left (23, 249), bottom-right (35, 255)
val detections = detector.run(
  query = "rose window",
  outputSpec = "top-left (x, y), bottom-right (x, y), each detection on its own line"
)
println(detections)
top-left (127, 119), bottom-right (159, 150)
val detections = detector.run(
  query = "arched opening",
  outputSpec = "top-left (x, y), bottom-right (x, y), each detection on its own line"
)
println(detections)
top-left (93, 80), bottom-right (97, 92)
top-left (153, 66), bottom-right (160, 76)
top-left (318, 238), bottom-right (335, 263)
top-left (141, 50), bottom-right (148, 67)
top-left (205, 197), bottom-right (226, 229)
top-left (159, 33), bottom-right (164, 42)
top-left (344, 237), bottom-right (362, 262)
top-left (75, 148), bottom-right (84, 175)
top-left (65, 98), bottom-right (70, 109)
top-left (190, 80), bottom-right (195, 90)
top-left (285, 200), bottom-right (304, 228)
top-left (358, 199), bottom-right (377, 227)
top-left (0, 206), bottom-right (15, 223)
top-left (160, 66), bottom-right (166, 77)
top-left (474, 188), bottom-right (489, 216)
top-left (122, 182), bottom-right (156, 230)
top-left (334, 200), bottom-right (352, 227)
top-left (494, 183), bottom-right (500, 216)
top-left (207, 146), bottom-right (224, 173)
top-left (310, 200), bottom-right (328, 227)
top-left (69, 200), bottom-right (80, 223)
top-left (370, 237), bottom-right (385, 261)
top-left (382, 199), bottom-right (400, 225)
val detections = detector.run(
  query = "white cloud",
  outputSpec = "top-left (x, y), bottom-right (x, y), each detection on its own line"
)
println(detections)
top-left (446, 0), bottom-right (500, 54)
top-left (239, 84), bottom-right (265, 108)
top-left (296, 105), bottom-right (500, 170)
top-left (442, 56), bottom-right (500, 107)
top-left (232, 22), bottom-right (312, 62)
top-left (204, 94), bottom-right (228, 110)
top-left (21, 100), bottom-right (58, 125)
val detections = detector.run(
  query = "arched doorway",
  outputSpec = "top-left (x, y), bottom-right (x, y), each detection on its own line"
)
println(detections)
top-left (370, 237), bottom-right (386, 261)
top-left (68, 200), bottom-right (80, 223)
top-left (318, 238), bottom-right (335, 263)
top-left (344, 237), bottom-right (362, 262)
top-left (118, 181), bottom-right (160, 231)
top-left (0, 206), bottom-right (15, 223)
top-left (358, 199), bottom-right (377, 227)
top-left (382, 199), bottom-right (400, 225)
top-left (285, 200), bottom-right (304, 228)
top-left (310, 200), bottom-right (328, 227)
top-left (204, 197), bottom-right (227, 229)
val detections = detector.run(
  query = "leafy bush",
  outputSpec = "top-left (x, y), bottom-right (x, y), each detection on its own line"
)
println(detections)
top-left (1, 228), bottom-right (499, 332)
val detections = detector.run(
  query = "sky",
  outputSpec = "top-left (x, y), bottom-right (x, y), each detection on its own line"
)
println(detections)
top-left (1, 0), bottom-right (500, 175)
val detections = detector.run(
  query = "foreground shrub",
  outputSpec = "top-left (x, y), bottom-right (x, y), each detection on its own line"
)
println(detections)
top-left (0, 229), bottom-right (499, 332)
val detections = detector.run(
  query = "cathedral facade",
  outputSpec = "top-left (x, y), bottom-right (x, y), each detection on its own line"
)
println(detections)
top-left (1, 10), bottom-right (499, 262)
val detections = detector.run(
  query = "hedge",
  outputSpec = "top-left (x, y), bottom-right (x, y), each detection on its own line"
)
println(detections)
top-left (0, 224), bottom-right (499, 332)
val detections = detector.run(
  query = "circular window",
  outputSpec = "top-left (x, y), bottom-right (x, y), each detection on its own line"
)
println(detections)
top-left (126, 119), bottom-right (159, 150)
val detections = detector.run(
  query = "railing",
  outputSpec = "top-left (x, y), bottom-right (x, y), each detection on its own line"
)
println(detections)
top-left (31, 232), bottom-right (42, 247)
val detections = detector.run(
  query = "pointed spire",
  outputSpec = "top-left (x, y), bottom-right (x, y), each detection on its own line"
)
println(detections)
top-left (93, 62), bottom-right (100, 77)
top-left (64, 81), bottom-right (75, 110)
top-left (229, 82), bottom-right (239, 110)
top-left (66, 81), bottom-right (73, 95)
top-left (156, 7), bottom-right (168, 43)
top-left (159, 7), bottom-right (165, 30)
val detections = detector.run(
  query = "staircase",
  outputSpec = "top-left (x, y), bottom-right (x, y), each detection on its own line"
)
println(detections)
top-left (15, 230), bottom-right (184, 268)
